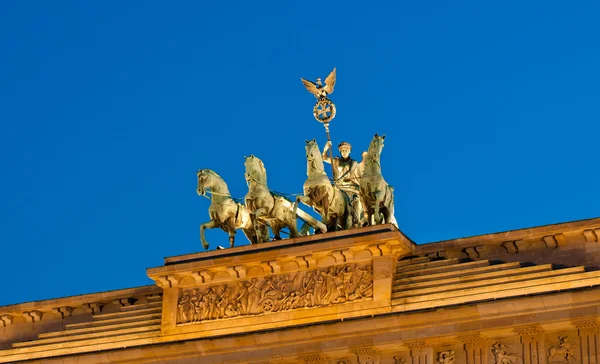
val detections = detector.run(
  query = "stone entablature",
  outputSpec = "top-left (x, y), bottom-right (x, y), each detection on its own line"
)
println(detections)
top-left (147, 224), bottom-right (411, 338)
top-left (1, 218), bottom-right (600, 363)
top-left (176, 262), bottom-right (373, 324)
top-left (420, 217), bottom-right (600, 267)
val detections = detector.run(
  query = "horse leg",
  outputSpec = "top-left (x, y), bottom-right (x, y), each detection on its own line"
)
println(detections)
top-left (373, 191), bottom-right (385, 224)
top-left (242, 228), bottom-right (258, 244)
top-left (345, 208), bottom-right (353, 230)
top-left (272, 222), bottom-right (282, 240)
top-left (299, 222), bottom-right (311, 236)
top-left (351, 196), bottom-right (362, 228)
top-left (360, 196), bottom-right (372, 227)
top-left (288, 218), bottom-right (299, 238)
top-left (253, 208), bottom-right (270, 243)
top-left (200, 220), bottom-right (217, 250)
top-left (226, 226), bottom-right (236, 248)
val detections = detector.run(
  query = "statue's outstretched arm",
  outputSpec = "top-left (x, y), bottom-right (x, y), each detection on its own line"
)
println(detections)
top-left (322, 141), bottom-right (333, 164)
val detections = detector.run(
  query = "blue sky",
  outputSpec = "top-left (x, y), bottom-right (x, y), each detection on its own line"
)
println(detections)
top-left (1, 1), bottom-right (598, 306)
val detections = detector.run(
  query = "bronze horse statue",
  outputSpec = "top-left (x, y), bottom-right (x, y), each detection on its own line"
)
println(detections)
top-left (196, 169), bottom-right (268, 249)
top-left (244, 155), bottom-right (299, 241)
top-left (360, 134), bottom-right (397, 226)
top-left (297, 139), bottom-right (353, 231)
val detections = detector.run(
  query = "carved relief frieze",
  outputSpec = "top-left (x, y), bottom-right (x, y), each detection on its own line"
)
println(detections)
top-left (548, 336), bottom-right (578, 363)
top-left (177, 263), bottom-right (373, 324)
top-left (393, 356), bottom-right (407, 364)
top-left (492, 343), bottom-right (520, 364)
top-left (437, 350), bottom-right (455, 364)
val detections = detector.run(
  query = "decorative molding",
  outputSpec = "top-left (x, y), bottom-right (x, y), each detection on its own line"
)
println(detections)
top-left (296, 255), bottom-right (310, 268)
top-left (582, 229), bottom-right (599, 243)
top-left (332, 250), bottom-right (346, 263)
top-left (341, 249), bottom-right (353, 261)
top-left (0, 314), bottom-right (13, 327)
top-left (404, 341), bottom-right (428, 350)
top-left (226, 266), bottom-right (239, 279)
top-left (22, 310), bottom-right (42, 323)
top-left (426, 251), bottom-right (447, 259)
top-left (113, 298), bottom-right (137, 307)
top-left (261, 260), bottom-right (280, 274)
top-left (157, 275), bottom-right (179, 288)
top-left (352, 348), bottom-right (378, 356)
top-left (301, 354), bottom-right (329, 362)
top-left (542, 234), bottom-right (566, 248)
top-left (513, 324), bottom-right (543, 335)
top-left (464, 245), bottom-right (486, 259)
top-left (456, 333), bottom-right (485, 343)
top-left (465, 247), bottom-right (476, 259)
top-left (177, 263), bottom-right (373, 324)
top-left (190, 270), bottom-right (214, 284)
top-left (572, 318), bottom-right (599, 328)
top-left (83, 302), bottom-right (104, 315)
top-left (367, 244), bottom-right (383, 257)
top-left (502, 240), bottom-right (520, 254)
top-left (234, 265), bottom-right (247, 278)
top-left (51, 306), bottom-right (74, 318)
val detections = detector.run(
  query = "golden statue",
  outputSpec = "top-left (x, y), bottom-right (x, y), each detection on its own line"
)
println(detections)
top-left (300, 68), bottom-right (336, 100)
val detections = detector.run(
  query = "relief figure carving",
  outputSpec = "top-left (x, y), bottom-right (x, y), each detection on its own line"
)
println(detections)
top-left (437, 350), bottom-right (455, 364)
top-left (548, 336), bottom-right (577, 363)
top-left (177, 263), bottom-right (373, 324)
top-left (492, 343), bottom-right (520, 364)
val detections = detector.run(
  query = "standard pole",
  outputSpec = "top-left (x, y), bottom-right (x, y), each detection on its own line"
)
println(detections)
top-left (324, 123), bottom-right (338, 182)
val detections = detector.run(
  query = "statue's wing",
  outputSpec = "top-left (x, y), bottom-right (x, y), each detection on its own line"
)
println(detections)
top-left (323, 68), bottom-right (336, 94)
top-left (301, 78), bottom-right (320, 97)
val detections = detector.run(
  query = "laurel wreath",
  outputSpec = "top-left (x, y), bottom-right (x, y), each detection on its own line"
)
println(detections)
top-left (313, 98), bottom-right (336, 124)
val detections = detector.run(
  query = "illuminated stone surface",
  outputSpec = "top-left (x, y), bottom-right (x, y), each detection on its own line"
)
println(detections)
top-left (1, 220), bottom-right (600, 363)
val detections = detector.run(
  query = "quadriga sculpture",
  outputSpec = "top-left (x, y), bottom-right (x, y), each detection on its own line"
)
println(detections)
top-left (359, 134), bottom-right (397, 226)
top-left (297, 139), bottom-right (353, 231)
top-left (244, 155), bottom-right (299, 241)
top-left (196, 169), bottom-right (268, 249)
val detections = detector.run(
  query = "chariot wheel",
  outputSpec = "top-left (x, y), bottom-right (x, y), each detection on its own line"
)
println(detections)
top-left (260, 298), bottom-right (275, 312)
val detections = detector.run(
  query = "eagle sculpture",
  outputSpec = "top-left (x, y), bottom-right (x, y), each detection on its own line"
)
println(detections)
top-left (301, 68), bottom-right (336, 99)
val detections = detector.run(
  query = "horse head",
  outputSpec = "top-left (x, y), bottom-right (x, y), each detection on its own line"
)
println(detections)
top-left (305, 139), bottom-right (325, 176)
top-left (196, 169), bottom-right (212, 196)
top-left (368, 133), bottom-right (386, 163)
top-left (305, 139), bottom-right (320, 161)
top-left (197, 169), bottom-right (228, 197)
top-left (244, 155), bottom-right (267, 184)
